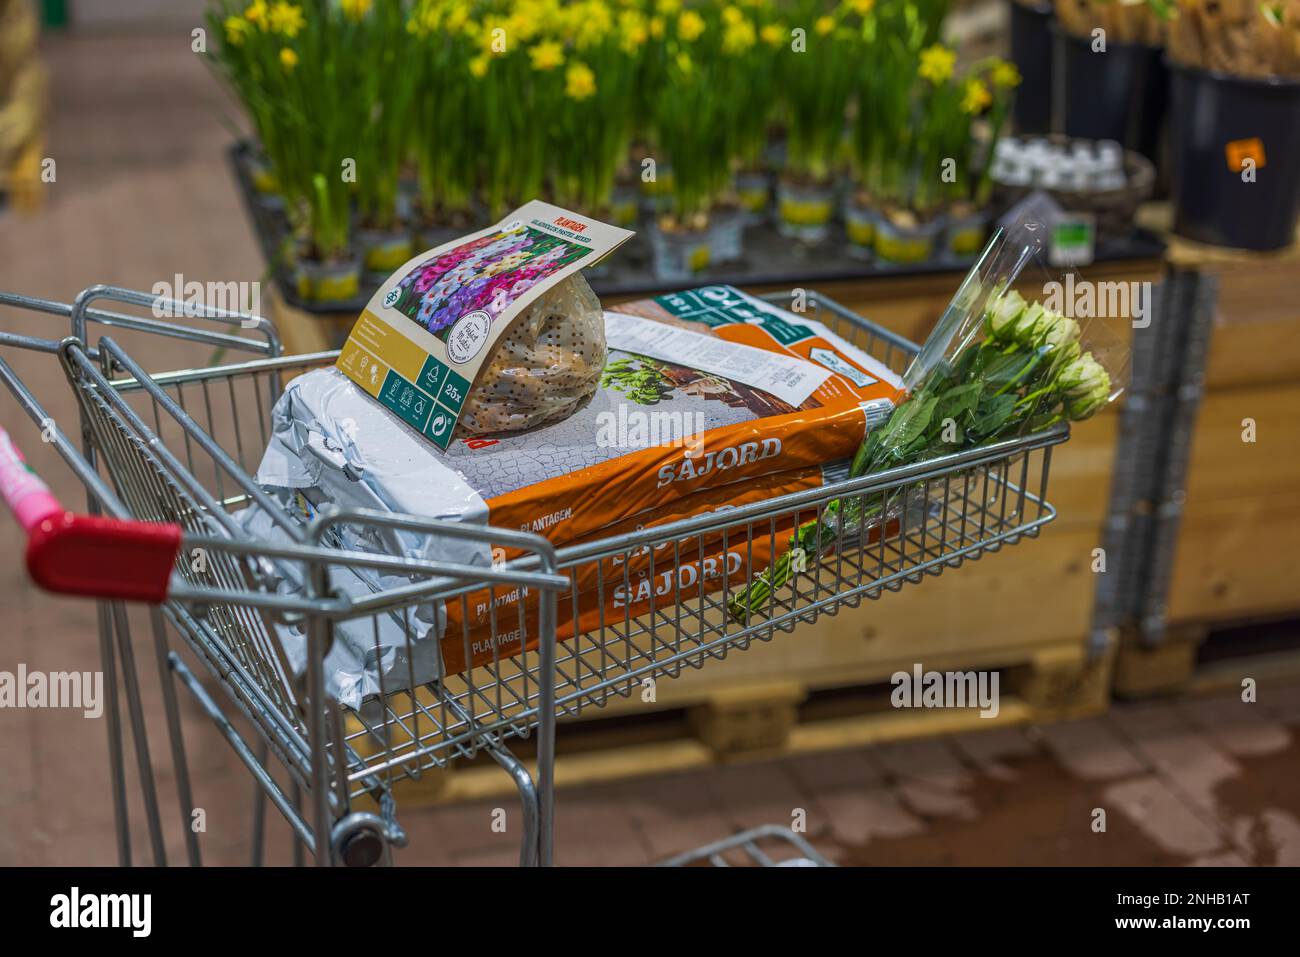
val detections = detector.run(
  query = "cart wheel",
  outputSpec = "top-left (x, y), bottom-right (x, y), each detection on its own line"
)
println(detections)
top-left (331, 812), bottom-right (389, 867)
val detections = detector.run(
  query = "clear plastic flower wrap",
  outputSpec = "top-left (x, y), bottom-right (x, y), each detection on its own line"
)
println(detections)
top-left (729, 220), bottom-right (1131, 619)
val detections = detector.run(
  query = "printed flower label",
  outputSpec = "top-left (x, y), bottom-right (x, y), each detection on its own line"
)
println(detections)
top-left (337, 200), bottom-right (634, 448)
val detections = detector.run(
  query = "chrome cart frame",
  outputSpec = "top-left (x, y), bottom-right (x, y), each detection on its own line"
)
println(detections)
top-left (0, 284), bottom-right (1067, 866)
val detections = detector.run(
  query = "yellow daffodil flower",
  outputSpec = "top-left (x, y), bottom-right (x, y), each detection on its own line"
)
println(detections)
top-left (447, 3), bottom-right (471, 32)
top-left (244, 1), bottom-right (269, 29)
top-left (575, 1), bottom-right (614, 49)
top-left (961, 78), bottom-right (992, 114)
top-left (339, 0), bottom-right (372, 23)
top-left (529, 40), bottom-right (565, 71)
top-left (649, 16), bottom-right (665, 38)
top-left (918, 44), bottom-right (956, 84)
top-left (469, 54), bottom-right (489, 77)
top-left (619, 10), bottom-right (648, 50)
top-left (677, 10), bottom-right (705, 42)
top-left (656, 0), bottom-right (681, 14)
top-left (279, 46), bottom-right (298, 71)
top-left (991, 59), bottom-right (1022, 88)
top-left (224, 15), bottom-right (251, 46)
top-left (815, 15), bottom-right (834, 35)
top-left (723, 19), bottom-right (756, 53)
top-left (761, 22), bottom-right (785, 46)
top-left (269, 2), bottom-right (305, 37)
top-left (506, 12), bottom-right (538, 42)
top-left (565, 62), bottom-right (597, 100)
top-left (848, 0), bottom-right (874, 15)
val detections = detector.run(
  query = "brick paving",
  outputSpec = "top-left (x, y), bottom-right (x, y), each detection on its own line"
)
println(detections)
top-left (2, 31), bottom-right (1299, 868)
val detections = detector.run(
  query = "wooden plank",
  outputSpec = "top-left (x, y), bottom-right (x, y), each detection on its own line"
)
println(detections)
top-left (1205, 262), bottom-right (1300, 390)
top-left (1183, 383), bottom-right (1300, 503)
top-left (1115, 623), bottom-right (1300, 699)
top-left (1166, 494), bottom-right (1300, 625)
top-left (1113, 625), bottom-right (1206, 698)
top-left (1132, 201), bottom-right (1300, 388)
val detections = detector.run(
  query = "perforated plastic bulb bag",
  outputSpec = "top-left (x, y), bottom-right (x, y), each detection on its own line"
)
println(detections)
top-left (456, 272), bottom-right (606, 436)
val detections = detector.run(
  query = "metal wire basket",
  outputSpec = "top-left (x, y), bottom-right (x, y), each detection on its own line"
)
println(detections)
top-left (0, 285), bottom-right (1066, 865)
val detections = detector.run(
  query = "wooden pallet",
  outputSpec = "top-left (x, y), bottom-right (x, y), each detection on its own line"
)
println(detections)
top-left (349, 635), bottom-right (1114, 807)
top-left (1113, 618), bottom-right (1300, 699)
top-left (1, 133), bottom-right (43, 214)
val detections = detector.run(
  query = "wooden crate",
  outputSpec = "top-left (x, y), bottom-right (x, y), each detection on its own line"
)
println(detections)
top-left (1167, 495), bottom-right (1300, 626)
top-left (1166, 332), bottom-right (1300, 628)
top-left (1116, 228), bottom-right (1300, 696)
top-left (1205, 260), bottom-right (1300, 390)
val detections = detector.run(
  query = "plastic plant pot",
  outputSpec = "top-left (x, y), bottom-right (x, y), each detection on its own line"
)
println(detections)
top-left (639, 165), bottom-right (675, 214)
top-left (413, 204), bottom-right (486, 252)
top-left (610, 183), bottom-right (641, 228)
top-left (1168, 61), bottom-right (1300, 251)
top-left (1009, 0), bottom-right (1053, 134)
top-left (248, 154), bottom-right (285, 212)
top-left (295, 255), bottom-right (361, 302)
top-left (776, 178), bottom-right (835, 243)
top-left (944, 208), bottom-right (991, 259)
top-left (843, 197), bottom-right (879, 260)
top-left (356, 226), bottom-right (414, 274)
top-left (1052, 25), bottom-right (1168, 166)
top-left (649, 218), bottom-right (713, 282)
top-left (710, 207), bottom-right (746, 263)
top-left (734, 170), bottom-right (771, 223)
top-left (873, 213), bottom-right (944, 264)
top-left (249, 154), bottom-right (278, 194)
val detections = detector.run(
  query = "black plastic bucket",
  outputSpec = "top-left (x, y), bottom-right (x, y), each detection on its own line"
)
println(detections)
top-left (1168, 62), bottom-right (1300, 250)
top-left (1052, 26), bottom-right (1168, 165)
top-left (1009, 1), bottom-right (1053, 134)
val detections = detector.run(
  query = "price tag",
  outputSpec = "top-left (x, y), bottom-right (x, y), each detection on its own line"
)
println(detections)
top-left (1049, 214), bottom-right (1095, 268)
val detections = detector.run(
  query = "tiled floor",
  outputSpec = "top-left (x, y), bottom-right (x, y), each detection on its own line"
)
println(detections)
top-left (2, 31), bottom-right (1299, 868)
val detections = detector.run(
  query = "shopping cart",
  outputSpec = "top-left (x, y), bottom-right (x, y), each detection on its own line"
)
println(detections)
top-left (659, 825), bottom-right (835, 867)
top-left (0, 280), bottom-right (1067, 866)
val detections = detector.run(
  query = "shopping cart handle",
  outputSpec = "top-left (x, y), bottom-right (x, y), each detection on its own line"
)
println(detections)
top-left (1, 426), bottom-right (181, 602)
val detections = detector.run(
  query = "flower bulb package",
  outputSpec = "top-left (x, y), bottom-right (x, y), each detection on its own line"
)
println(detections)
top-left (251, 285), bottom-right (903, 697)
top-left (335, 200), bottom-right (633, 449)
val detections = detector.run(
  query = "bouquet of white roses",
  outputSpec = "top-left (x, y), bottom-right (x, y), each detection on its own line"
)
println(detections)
top-left (729, 227), bottom-right (1123, 619)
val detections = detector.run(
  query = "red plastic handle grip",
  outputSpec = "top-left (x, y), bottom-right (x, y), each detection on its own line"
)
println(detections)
top-left (27, 510), bottom-right (182, 603)
top-left (1, 425), bottom-right (182, 602)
